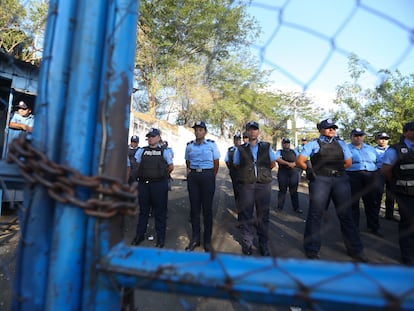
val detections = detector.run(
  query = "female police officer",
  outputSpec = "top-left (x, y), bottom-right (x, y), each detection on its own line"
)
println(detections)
top-left (185, 121), bottom-right (220, 252)
top-left (296, 118), bottom-right (368, 262)
top-left (131, 128), bottom-right (174, 248)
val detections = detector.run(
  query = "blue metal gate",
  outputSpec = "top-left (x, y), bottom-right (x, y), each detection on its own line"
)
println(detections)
top-left (5, 1), bottom-right (414, 310)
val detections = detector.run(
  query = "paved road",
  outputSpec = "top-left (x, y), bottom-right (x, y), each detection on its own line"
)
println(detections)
top-left (1, 164), bottom-right (402, 310)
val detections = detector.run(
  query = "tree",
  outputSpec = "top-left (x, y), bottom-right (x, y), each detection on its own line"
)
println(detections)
top-left (333, 54), bottom-right (370, 135)
top-left (334, 54), bottom-right (414, 142)
top-left (366, 70), bottom-right (414, 142)
top-left (134, 0), bottom-right (259, 119)
top-left (0, 0), bottom-right (48, 64)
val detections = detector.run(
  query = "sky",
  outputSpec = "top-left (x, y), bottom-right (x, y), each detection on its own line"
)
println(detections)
top-left (246, 0), bottom-right (414, 107)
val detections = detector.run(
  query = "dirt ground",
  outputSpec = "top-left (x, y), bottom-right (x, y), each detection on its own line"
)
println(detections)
top-left (0, 165), bottom-right (403, 310)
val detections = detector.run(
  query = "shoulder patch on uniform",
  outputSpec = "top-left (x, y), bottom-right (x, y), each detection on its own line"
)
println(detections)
top-left (187, 140), bottom-right (194, 145)
top-left (206, 139), bottom-right (215, 143)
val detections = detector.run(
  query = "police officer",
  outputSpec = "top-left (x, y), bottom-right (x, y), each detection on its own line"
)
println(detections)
top-left (225, 133), bottom-right (242, 203)
top-left (131, 128), bottom-right (174, 248)
top-left (381, 121), bottom-right (414, 266)
top-left (374, 132), bottom-right (395, 220)
top-left (242, 132), bottom-right (249, 144)
top-left (295, 137), bottom-right (308, 153)
top-left (275, 138), bottom-right (302, 213)
top-left (127, 135), bottom-right (140, 185)
top-left (296, 118), bottom-right (367, 262)
top-left (346, 128), bottom-right (381, 236)
top-left (185, 121), bottom-right (220, 252)
top-left (233, 121), bottom-right (276, 256)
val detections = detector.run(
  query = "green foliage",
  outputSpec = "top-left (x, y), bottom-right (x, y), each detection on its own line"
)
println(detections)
top-left (0, 0), bottom-right (48, 64)
top-left (135, 0), bottom-right (260, 121)
top-left (334, 54), bottom-right (414, 143)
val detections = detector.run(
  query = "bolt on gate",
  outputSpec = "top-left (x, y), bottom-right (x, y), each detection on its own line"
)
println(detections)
top-left (3, 0), bottom-right (414, 310)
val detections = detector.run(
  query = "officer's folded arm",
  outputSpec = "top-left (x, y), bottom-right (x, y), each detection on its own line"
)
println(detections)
top-left (296, 155), bottom-right (308, 170)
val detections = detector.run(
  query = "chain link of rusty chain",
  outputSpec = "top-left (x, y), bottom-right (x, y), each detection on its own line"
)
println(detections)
top-left (6, 135), bottom-right (138, 218)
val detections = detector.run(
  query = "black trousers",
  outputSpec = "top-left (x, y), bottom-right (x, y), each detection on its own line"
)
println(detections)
top-left (187, 170), bottom-right (216, 244)
top-left (277, 168), bottom-right (300, 210)
top-left (395, 193), bottom-right (414, 263)
top-left (136, 179), bottom-right (169, 242)
top-left (347, 170), bottom-right (379, 231)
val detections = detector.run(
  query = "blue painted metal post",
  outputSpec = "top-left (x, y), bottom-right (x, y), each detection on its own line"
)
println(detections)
top-left (13, 0), bottom-right (78, 310)
top-left (13, 0), bottom-right (139, 310)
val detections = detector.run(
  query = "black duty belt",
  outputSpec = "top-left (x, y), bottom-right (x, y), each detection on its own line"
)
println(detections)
top-left (316, 169), bottom-right (345, 177)
top-left (190, 168), bottom-right (213, 172)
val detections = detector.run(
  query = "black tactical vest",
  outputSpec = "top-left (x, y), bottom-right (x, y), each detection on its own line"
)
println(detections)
top-left (311, 139), bottom-right (344, 175)
top-left (391, 142), bottom-right (414, 196)
top-left (278, 149), bottom-right (297, 170)
top-left (137, 146), bottom-right (167, 181)
top-left (237, 142), bottom-right (272, 184)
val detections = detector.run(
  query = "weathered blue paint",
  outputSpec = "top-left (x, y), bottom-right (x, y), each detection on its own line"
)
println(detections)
top-left (103, 244), bottom-right (414, 311)
top-left (13, 0), bottom-right (139, 310)
top-left (10, 0), bottom-right (414, 310)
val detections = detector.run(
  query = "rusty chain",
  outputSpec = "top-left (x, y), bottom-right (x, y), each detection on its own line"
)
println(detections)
top-left (6, 135), bottom-right (138, 218)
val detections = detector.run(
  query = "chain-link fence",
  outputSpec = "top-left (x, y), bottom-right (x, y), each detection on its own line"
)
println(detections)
top-left (1, 1), bottom-right (414, 310)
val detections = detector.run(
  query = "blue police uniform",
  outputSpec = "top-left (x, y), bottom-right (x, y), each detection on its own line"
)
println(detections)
top-left (374, 139), bottom-right (395, 220)
top-left (133, 139), bottom-right (174, 248)
top-left (346, 142), bottom-right (380, 233)
top-left (275, 144), bottom-right (301, 213)
top-left (185, 133), bottom-right (220, 251)
top-left (382, 135), bottom-right (414, 265)
top-left (233, 138), bottom-right (276, 256)
top-left (300, 135), bottom-right (365, 260)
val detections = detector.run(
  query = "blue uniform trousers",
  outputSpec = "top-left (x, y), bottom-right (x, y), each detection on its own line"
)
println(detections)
top-left (277, 168), bottom-right (300, 210)
top-left (395, 193), bottom-right (414, 263)
top-left (374, 172), bottom-right (395, 219)
top-left (347, 170), bottom-right (379, 231)
top-left (187, 170), bottom-right (216, 244)
top-left (136, 179), bottom-right (169, 242)
top-left (304, 174), bottom-right (364, 255)
top-left (238, 182), bottom-right (271, 247)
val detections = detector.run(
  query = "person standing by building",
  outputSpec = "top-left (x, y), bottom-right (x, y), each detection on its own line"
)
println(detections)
top-left (346, 128), bottom-right (381, 236)
top-left (131, 128), bottom-right (174, 248)
top-left (381, 121), bottom-right (414, 266)
top-left (275, 138), bottom-right (302, 213)
top-left (233, 121), bottom-right (277, 256)
top-left (296, 118), bottom-right (367, 262)
top-left (127, 135), bottom-right (140, 185)
top-left (8, 100), bottom-right (35, 142)
top-left (185, 121), bottom-right (220, 252)
top-left (374, 132), bottom-right (396, 221)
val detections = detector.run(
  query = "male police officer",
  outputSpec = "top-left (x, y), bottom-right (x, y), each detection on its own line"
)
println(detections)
top-left (374, 132), bottom-right (395, 220)
top-left (382, 121), bottom-right (414, 265)
top-left (185, 121), bottom-right (220, 252)
top-left (233, 121), bottom-right (276, 256)
top-left (131, 128), bottom-right (174, 248)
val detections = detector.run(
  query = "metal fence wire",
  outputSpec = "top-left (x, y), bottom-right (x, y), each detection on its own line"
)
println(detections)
top-left (1, 1), bottom-right (414, 311)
